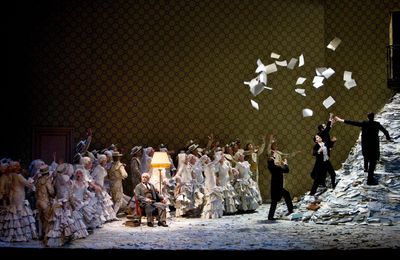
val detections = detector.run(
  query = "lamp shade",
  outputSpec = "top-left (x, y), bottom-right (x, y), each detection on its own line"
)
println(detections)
top-left (150, 152), bottom-right (171, 168)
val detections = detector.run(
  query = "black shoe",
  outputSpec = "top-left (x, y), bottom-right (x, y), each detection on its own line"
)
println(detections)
top-left (268, 217), bottom-right (277, 221)
top-left (367, 181), bottom-right (378, 186)
top-left (147, 222), bottom-right (154, 227)
top-left (284, 211), bottom-right (293, 216)
top-left (158, 221), bottom-right (168, 227)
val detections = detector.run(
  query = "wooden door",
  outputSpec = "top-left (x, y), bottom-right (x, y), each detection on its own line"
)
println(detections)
top-left (32, 127), bottom-right (73, 164)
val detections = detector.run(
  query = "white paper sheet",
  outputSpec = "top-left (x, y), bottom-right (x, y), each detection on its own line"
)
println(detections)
top-left (316, 67), bottom-right (327, 76)
top-left (258, 72), bottom-right (267, 85)
top-left (344, 79), bottom-right (357, 89)
top-left (302, 108), bottom-right (313, 117)
top-left (299, 54), bottom-right (304, 67)
top-left (265, 63), bottom-right (278, 74)
top-left (287, 58), bottom-right (298, 69)
top-left (275, 60), bottom-right (288, 67)
top-left (255, 58), bottom-right (266, 73)
top-left (313, 82), bottom-right (324, 88)
top-left (327, 37), bottom-right (342, 51)
top-left (343, 71), bottom-right (352, 81)
top-left (244, 77), bottom-right (259, 88)
top-left (250, 100), bottom-right (259, 110)
top-left (323, 96), bottom-right (336, 109)
top-left (322, 68), bottom-right (335, 79)
top-left (313, 76), bottom-right (325, 83)
top-left (295, 88), bottom-right (306, 96)
top-left (296, 77), bottom-right (307, 85)
top-left (270, 52), bottom-right (280, 59)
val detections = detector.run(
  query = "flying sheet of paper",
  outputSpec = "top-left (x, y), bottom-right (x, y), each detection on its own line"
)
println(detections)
top-left (322, 68), bottom-right (335, 79)
top-left (295, 88), bottom-right (306, 96)
top-left (275, 60), bottom-right (287, 67)
top-left (258, 72), bottom-right (267, 85)
top-left (256, 58), bottom-right (266, 73)
top-left (313, 75), bottom-right (325, 88)
top-left (344, 79), bottom-right (357, 89)
top-left (313, 76), bottom-right (324, 83)
top-left (343, 71), bottom-right (352, 81)
top-left (327, 37), bottom-right (342, 51)
top-left (299, 54), bottom-right (304, 67)
top-left (313, 82), bottom-right (324, 88)
top-left (250, 83), bottom-right (265, 96)
top-left (250, 100), bottom-right (259, 110)
top-left (287, 58), bottom-right (298, 69)
top-left (244, 77), bottom-right (259, 88)
top-left (265, 63), bottom-right (278, 74)
top-left (323, 96), bottom-right (335, 109)
top-left (296, 77), bottom-right (307, 85)
top-left (270, 52), bottom-right (280, 59)
top-left (302, 108), bottom-right (313, 117)
top-left (316, 67), bottom-right (327, 76)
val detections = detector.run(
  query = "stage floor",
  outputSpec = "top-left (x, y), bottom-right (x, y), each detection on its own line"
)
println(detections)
top-left (1, 204), bottom-right (399, 256)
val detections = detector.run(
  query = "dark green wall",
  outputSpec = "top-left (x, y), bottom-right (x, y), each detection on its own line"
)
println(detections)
top-left (4, 0), bottom-right (399, 199)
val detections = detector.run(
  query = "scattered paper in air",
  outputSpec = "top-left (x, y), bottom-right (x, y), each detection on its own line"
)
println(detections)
top-left (302, 108), bottom-right (313, 117)
top-left (343, 71), bottom-right (353, 81)
top-left (299, 54), bottom-right (304, 67)
top-left (250, 100), bottom-right (259, 110)
top-left (265, 63), bottom-right (278, 74)
top-left (344, 79), bottom-right (357, 89)
top-left (323, 96), bottom-right (336, 109)
top-left (322, 68), bottom-right (335, 79)
top-left (327, 37), bottom-right (341, 51)
top-left (271, 52), bottom-right (280, 59)
top-left (295, 88), bottom-right (306, 96)
top-left (287, 58), bottom-right (298, 69)
top-left (246, 72), bottom-right (267, 96)
top-left (275, 60), bottom-right (288, 67)
top-left (296, 77), bottom-right (307, 85)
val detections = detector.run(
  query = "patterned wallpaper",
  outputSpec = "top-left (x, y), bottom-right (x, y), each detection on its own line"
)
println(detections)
top-left (4, 0), bottom-right (399, 200)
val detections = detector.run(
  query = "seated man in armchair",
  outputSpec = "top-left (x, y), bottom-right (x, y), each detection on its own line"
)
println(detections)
top-left (134, 172), bottom-right (168, 227)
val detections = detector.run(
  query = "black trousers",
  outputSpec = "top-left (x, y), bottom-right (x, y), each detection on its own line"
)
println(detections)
top-left (268, 189), bottom-right (293, 219)
top-left (364, 158), bottom-right (377, 184)
top-left (324, 161), bottom-right (336, 188)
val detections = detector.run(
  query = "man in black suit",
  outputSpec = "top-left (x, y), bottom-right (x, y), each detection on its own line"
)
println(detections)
top-left (267, 136), bottom-right (293, 220)
top-left (317, 113), bottom-right (337, 189)
top-left (335, 113), bottom-right (391, 185)
top-left (134, 172), bottom-right (168, 227)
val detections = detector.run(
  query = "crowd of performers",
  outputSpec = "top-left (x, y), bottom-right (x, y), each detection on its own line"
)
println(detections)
top-left (0, 131), bottom-right (268, 247)
top-left (1, 112), bottom-right (357, 247)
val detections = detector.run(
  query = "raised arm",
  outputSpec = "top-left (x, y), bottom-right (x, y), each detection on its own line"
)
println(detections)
top-left (334, 116), bottom-right (363, 127)
top-left (379, 123), bottom-right (391, 140)
top-left (266, 134), bottom-right (274, 157)
top-left (257, 134), bottom-right (267, 156)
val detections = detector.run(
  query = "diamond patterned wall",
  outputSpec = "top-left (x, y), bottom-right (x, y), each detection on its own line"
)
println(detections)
top-left (4, 0), bottom-right (399, 200)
